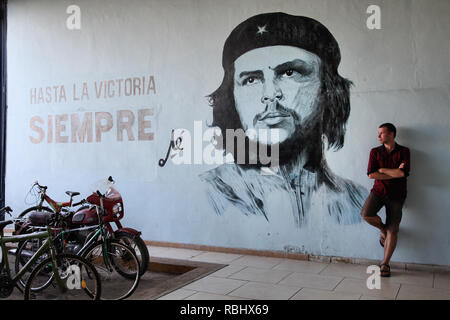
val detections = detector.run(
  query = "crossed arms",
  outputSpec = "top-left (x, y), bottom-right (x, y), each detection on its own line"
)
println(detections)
top-left (368, 163), bottom-right (406, 180)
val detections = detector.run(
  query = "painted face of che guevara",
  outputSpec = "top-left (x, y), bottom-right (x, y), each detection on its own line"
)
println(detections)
top-left (233, 45), bottom-right (322, 144)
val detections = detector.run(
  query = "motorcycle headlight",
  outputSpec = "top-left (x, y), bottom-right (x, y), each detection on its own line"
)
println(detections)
top-left (112, 203), bottom-right (122, 216)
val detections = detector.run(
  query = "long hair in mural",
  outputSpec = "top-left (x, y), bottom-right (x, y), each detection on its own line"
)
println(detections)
top-left (199, 12), bottom-right (368, 227)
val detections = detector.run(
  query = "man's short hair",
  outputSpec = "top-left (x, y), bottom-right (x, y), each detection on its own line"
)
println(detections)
top-left (379, 123), bottom-right (397, 137)
top-left (208, 12), bottom-right (352, 153)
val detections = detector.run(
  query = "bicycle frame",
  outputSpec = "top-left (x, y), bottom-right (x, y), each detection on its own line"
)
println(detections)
top-left (0, 227), bottom-right (66, 292)
top-left (51, 202), bottom-right (115, 271)
top-left (67, 228), bottom-right (114, 271)
top-left (35, 187), bottom-right (73, 214)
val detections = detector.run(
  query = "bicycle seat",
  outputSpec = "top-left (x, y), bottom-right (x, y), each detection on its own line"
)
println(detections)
top-left (66, 191), bottom-right (80, 197)
top-left (0, 220), bottom-right (13, 232)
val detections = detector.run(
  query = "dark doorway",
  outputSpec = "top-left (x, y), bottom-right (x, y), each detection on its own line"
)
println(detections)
top-left (0, 0), bottom-right (6, 218)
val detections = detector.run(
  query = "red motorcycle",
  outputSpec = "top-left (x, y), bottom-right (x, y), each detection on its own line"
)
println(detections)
top-left (15, 176), bottom-right (149, 275)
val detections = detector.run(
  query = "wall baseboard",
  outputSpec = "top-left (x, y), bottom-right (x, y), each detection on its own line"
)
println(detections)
top-left (145, 240), bottom-right (309, 261)
top-left (145, 240), bottom-right (450, 273)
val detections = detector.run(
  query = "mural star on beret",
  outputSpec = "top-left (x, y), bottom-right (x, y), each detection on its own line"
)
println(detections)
top-left (256, 25), bottom-right (268, 35)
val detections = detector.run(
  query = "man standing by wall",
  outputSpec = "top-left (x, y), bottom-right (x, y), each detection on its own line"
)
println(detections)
top-left (361, 123), bottom-right (410, 277)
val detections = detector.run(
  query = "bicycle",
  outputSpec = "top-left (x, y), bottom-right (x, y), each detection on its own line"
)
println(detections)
top-left (15, 181), bottom-right (81, 223)
top-left (0, 206), bottom-right (101, 300)
top-left (15, 178), bottom-right (149, 276)
top-left (15, 189), bottom-right (141, 300)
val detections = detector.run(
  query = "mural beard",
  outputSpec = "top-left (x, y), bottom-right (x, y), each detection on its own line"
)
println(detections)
top-left (226, 102), bottom-right (323, 169)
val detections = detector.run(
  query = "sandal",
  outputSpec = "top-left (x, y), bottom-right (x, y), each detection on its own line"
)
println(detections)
top-left (380, 263), bottom-right (391, 277)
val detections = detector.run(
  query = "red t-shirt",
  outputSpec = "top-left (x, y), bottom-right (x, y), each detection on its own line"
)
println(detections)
top-left (367, 143), bottom-right (410, 200)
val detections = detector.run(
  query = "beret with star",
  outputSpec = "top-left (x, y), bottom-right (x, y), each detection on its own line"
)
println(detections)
top-left (222, 12), bottom-right (341, 73)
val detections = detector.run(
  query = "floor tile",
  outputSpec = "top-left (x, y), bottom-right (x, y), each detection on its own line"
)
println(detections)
top-left (229, 267), bottom-right (292, 284)
top-left (157, 289), bottom-right (197, 300)
top-left (434, 272), bottom-right (450, 290)
top-left (149, 246), bottom-right (447, 300)
top-left (147, 246), bottom-right (171, 257)
top-left (359, 295), bottom-right (391, 300)
top-left (184, 276), bottom-right (247, 295)
top-left (185, 292), bottom-right (248, 300)
top-left (385, 269), bottom-right (434, 287)
top-left (272, 259), bottom-right (328, 274)
top-left (334, 278), bottom-right (400, 299)
top-left (279, 272), bottom-right (343, 290)
top-left (149, 247), bottom-right (204, 260)
top-left (290, 288), bottom-right (361, 300)
top-left (209, 264), bottom-right (247, 278)
top-left (229, 281), bottom-right (300, 300)
top-left (230, 255), bottom-right (283, 269)
top-left (319, 263), bottom-right (372, 280)
top-left (189, 252), bottom-right (243, 264)
top-left (397, 284), bottom-right (450, 300)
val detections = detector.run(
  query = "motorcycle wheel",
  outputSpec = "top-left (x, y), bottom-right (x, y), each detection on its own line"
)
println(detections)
top-left (114, 231), bottom-right (149, 276)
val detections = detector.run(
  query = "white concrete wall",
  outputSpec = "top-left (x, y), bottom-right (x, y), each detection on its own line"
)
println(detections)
top-left (5, 0), bottom-right (450, 266)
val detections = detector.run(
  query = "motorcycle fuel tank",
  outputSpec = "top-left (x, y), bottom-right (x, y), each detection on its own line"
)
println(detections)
top-left (71, 207), bottom-right (98, 225)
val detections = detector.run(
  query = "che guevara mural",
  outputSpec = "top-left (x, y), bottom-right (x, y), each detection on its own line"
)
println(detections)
top-left (198, 12), bottom-right (369, 227)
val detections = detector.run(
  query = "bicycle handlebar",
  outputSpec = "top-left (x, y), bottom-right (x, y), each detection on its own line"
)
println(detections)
top-left (34, 181), bottom-right (48, 191)
top-left (72, 199), bottom-right (86, 206)
top-left (0, 206), bottom-right (12, 214)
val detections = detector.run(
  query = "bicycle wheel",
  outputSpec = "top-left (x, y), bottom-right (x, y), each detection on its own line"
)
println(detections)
top-left (114, 231), bottom-right (149, 276)
top-left (14, 238), bottom-right (50, 289)
top-left (17, 206), bottom-right (54, 219)
top-left (82, 239), bottom-right (140, 300)
top-left (24, 253), bottom-right (101, 300)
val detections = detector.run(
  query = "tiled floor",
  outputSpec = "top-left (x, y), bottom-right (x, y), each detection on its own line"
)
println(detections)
top-left (149, 245), bottom-right (450, 300)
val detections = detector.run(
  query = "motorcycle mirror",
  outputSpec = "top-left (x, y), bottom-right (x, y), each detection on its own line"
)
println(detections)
top-left (108, 176), bottom-right (114, 183)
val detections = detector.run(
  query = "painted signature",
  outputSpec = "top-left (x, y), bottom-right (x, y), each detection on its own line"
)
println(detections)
top-left (158, 129), bottom-right (184, 167)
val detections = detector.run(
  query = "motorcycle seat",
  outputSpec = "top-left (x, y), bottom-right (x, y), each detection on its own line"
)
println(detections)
top-left (28, 211), bottom-right (53, 226)
top-left (66, 191), bottom-right (80, 197)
